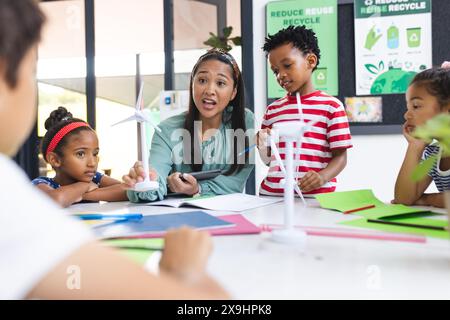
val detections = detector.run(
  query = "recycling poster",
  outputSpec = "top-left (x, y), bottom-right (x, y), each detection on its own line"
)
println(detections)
top-left (266, 0), bottom-right (338, 98)
top-left (354, 0), bottom-right (432, 95)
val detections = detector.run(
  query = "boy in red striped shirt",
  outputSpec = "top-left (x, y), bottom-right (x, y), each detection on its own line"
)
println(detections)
top-left (257, 25), bottom-right (352, 196)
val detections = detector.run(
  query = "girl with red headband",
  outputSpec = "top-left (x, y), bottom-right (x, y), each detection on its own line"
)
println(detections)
top-left (31, 107), bottom-right (128, 207)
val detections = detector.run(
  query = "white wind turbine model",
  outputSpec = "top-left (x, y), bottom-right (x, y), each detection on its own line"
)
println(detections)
top-left (112, 82), bottom-right (161, 192)
top-left (269, 92), bottom-right (317, 244)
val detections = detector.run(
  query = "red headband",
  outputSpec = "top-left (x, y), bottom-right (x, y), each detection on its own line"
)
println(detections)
top-left (46, 122), bottom-right (90, 157)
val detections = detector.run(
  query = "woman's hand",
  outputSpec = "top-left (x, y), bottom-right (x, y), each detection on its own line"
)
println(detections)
top-left (159, 227), bottom-right (212, 283)
top-left (167, 172), bottom-right (199, 195)
top-left (122, 161), bottom-right (158, 189)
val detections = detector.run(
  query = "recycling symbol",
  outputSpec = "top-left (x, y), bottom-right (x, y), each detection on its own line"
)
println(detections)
top-left (365, 0), bottom-right (373, 6)
top-left (317, 72), bottom-right (325, 80)
top-left (410, 33), bottom-right (419, 42)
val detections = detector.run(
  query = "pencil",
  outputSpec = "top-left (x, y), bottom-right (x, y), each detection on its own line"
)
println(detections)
top-left (104, 244), bottom-right (163, 251)
top-left (367, 219), bottom-right (448, 231)
top-left (238, 144), bottom-right (257, 156)
top-left (343, 205), bottom-right (376, 214)
top-left (113, 246), bottom-right (163, 251)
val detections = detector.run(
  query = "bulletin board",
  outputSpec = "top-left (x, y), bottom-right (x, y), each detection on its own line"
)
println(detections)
top-left (266, 0), bottom-right (450, 135)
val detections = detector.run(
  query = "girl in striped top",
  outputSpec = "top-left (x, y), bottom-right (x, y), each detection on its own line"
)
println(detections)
top-left (257, 26), bottom-right (352, 196)
top-left (394, 68), bottom-right (450, 208)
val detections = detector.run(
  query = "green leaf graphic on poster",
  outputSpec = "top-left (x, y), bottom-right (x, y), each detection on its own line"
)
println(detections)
top-left (365, 63), bottom-right (379, 75)
top-left (370, 68), bottom-right (417, 95)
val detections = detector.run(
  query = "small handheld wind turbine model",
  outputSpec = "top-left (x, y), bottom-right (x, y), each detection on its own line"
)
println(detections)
top-left (269, 92), bottom-right (317, 245)
top-left (112, 82), bottom-right (161, 192)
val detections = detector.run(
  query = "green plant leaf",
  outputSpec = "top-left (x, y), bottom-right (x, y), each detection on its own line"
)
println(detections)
top-left (413, 114), bottom-right (450, 157)
top-left (204, 26), bottom-right (241, 51)
top-left (203, 39), bottom-right (215, 47)
top-left (378, 60), bottom-right (385, 71)
top-left (223, 26), bottom-right (232, 38)
top-left (230, 36), bottom-right (241, 46)
top-left (411, 154), bottom-right (437, 182)
top-left (365, 63), bottom-right (379, 75)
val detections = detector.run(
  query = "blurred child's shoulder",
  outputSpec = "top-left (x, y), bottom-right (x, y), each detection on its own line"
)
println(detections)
top-left (31, 176), bottom-right (59, 189)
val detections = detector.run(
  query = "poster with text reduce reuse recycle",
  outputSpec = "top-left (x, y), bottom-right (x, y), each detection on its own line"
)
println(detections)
top-left (266, 0), bottom-right (338, 99)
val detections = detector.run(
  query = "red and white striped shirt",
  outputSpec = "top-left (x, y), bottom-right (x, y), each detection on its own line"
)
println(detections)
top-left (259, 90), bottom-right (352, 196)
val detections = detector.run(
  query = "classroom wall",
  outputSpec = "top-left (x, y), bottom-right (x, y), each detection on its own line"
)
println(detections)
top-left (251, 0), bottom-right (438, 201)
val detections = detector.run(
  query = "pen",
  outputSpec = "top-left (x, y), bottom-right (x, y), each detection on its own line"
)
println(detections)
top-left (367, 219), bottom-right (448, 231)
top-left (238, 144), bottom-right (257, 156)
top-left (75, 213), bottom-right (143, 221)
top-left (109, 245), bottom-right (163, 251)
top-left (343, 204), bottom-right (376, 214)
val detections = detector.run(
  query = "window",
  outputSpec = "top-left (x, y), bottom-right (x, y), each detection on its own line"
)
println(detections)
top-left (173, 0), bottom-right (242, 90)
top-left (38, 0), bottom-right (87, 176)
top-left (94, 0), bottom-right (164, 179)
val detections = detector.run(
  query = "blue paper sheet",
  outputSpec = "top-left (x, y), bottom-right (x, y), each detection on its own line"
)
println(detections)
top-left (93, 211), bottom-right (234, 239)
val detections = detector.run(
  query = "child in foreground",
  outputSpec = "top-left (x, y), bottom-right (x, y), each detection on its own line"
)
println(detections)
top-left (0, 0), bottom-right (228, 300)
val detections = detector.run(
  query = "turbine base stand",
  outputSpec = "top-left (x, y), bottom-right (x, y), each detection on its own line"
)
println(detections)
top-left (133, 180), bottom-right (159, 192)
top-left (271, 228), bottom-right (307, 245)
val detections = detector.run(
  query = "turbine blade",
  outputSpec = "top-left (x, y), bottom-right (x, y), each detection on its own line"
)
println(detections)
top-left (111, 115), bottom-right (138, 127)
top-left (141, 112), bottom-right (162, 132)
top-left (269, 137), bottom-right (286, 174)
top-left (294, 184), bottom-right (307, 206)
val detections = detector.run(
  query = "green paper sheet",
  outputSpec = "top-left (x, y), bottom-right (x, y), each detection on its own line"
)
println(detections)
top-left (315, 189), bottom-right (385, 212)
top-left (341, 215), bottom-right (449, 239)
top-left (315, 189), bottom-right (432, 218)
top-left (103, 238), bottom-right (164, 265)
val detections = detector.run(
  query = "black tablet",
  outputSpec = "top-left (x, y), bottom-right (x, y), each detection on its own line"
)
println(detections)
top-left (181, 169), bottom-right (222, 181)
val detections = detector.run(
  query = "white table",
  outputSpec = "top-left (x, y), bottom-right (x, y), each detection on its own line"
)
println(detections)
top-left (67, 198), bottom-right (450, 299)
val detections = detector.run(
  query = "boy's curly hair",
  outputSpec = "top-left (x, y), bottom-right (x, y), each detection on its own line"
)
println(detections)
top-left (263, 25), bottom-right (321, 71)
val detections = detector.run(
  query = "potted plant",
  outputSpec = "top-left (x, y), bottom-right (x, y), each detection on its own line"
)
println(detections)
top-left (412, 113), bottom-right (450, 215)
top-left (203, 26), bottom-right (241, 52)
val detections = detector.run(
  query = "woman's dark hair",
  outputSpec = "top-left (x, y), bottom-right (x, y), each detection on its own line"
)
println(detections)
top-left (0, 0), bottom-right (45, 88)
top-left (41, 106), bottom-right (93, 161)
top-left (184, 49), bottom-right (248, 175)
top-left (410, 68), bottom-right (450, 108)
